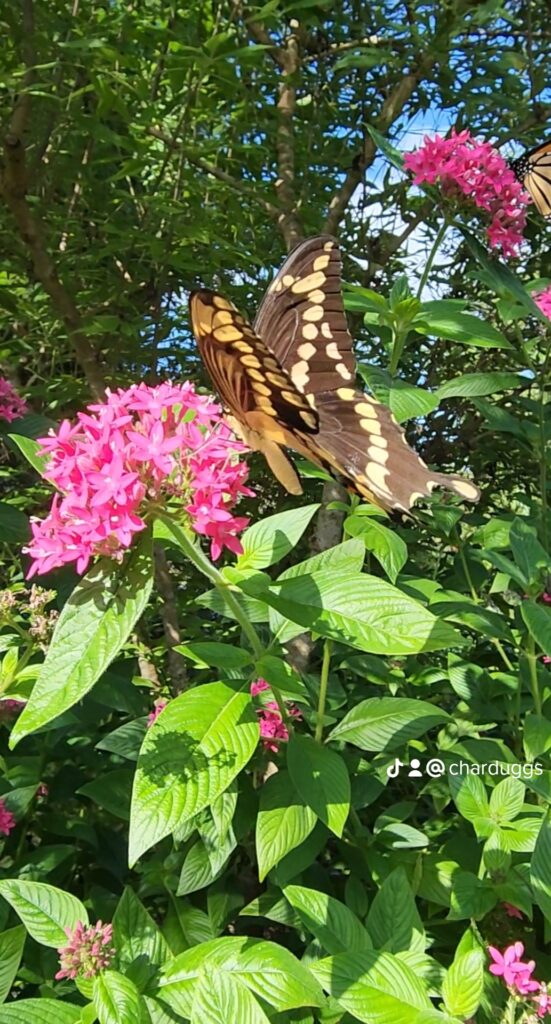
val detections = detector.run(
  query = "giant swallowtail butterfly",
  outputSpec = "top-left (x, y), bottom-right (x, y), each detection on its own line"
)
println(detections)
top-left (189, 236), bottom-right (479, 512)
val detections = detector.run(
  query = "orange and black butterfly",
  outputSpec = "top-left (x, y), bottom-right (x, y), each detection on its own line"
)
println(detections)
top-left (511, 141), bottom-right (551, 216)
top-left (188, 236), bottom-right (479, 513)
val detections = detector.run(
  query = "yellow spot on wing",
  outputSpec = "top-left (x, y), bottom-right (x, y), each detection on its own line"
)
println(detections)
top-left (303, 305), bottom-right (324, 322)
top-left (291, 271), bottom-right (326, 294)
top-left (213, 296), bottom-right (233, 311)
top-left (336, 388), bottom-right (355, 401)
top-left (302, 323), bottom-right (318, 340)
top-left (355, 401), bottom-right (377, 418)
top-left (215, 325), bottom-right (243, 343)
top-left (313, 254), bottom-right (331, 270)
top-left (297, 342), bottom-right (316, 360)
top-left (336, 362), bottom-right (352, 380)
top-left (282, 274), bottom-right (295, 286)
top-left (282, 389), bottom-right (308, 407)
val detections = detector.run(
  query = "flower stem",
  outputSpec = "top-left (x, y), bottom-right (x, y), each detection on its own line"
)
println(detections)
top-left (315, 639), bottom-right (332, 743)
top-left (455, 530), bottom-right (514, 672)
top-left (526, 634), bottom-right (542, 716)
top-left (416, 220), bottom-right (448, 300)
top-left (159, 517), bottom-right (264, 659)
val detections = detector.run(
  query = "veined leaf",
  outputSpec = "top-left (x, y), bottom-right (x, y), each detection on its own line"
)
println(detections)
top-left (0, 879), bottom-right (88, 947)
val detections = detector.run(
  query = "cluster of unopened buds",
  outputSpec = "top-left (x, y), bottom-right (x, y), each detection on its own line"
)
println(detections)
top-left (250, 679), bottom-right (302, 752)
top-left (405, 129), bottom-right (530, 258)
top-left (489, 942), bottom-right (551, 1018)
top-left (23, 382), bottom-right (253, 578)
top-left (0, 586), bottom-right (58, 650)
top-left (56, 920), bottom-right (115, 981)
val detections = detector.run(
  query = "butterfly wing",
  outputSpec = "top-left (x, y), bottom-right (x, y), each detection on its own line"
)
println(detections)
top-left (255, 236), bottom-right (479, 511)
top-left (188, 289), bottom-right (318, 495)
top-left (512, 141), bottom-right (551, 216)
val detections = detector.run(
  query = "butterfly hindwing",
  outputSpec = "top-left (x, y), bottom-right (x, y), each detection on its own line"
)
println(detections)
top-left (512, 141), bottom-right (551, 216)
top-left (254, 235), bottom-right (356, 395)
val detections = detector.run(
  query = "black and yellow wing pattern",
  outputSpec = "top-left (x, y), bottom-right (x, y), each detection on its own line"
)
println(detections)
top-left (511, 141), bottom-right (551, 216)
top-left (189, 236), bottom-right (479, 512)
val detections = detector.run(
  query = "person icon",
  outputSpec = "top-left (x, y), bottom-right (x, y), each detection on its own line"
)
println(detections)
top-left (407, 758), bottom-right (423, 778)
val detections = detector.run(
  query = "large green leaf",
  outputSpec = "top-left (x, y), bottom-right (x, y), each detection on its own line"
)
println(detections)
top-left (510, 518), bottom-right (551, 583)
top-left (436, 371), bottom-right (524, 400)
top-left (7, 433), bottom-right (49, 475)
top-left (159, 936), bottom-right (323, 1017)
top-left (311, 950), bottom-right (433, 1024)
top-left (0, 1001), bottom-right (84, 1024)
top-left (256, 770), bottom-right (317, 881)
top-left (237, 504), bottom-right (320, 570)
top-left (366, 868), bottom-right (425, 953)
top-left (129, 681), bottom-right (258, 864)
top-left (284, 885), bottom-right (371, 954)
top-left (191, 969), bottom-right (271, 1024)
top-left (11, 533), bottom-right (154, 746)
top-left (531, 812), bottom-right (551, 925)
top-left (344, 515), bottom-right (407, 583)
top-left (0, 925), bottom-right (25, 1003)
top-left (287, 734), bottom-right (350, 837)
top-left (93, 971), bottom-right (147, 1024)
top-left (521, 601), bottom-right (551, 656)
top-left (0, 880), bottom-right (88, 947)
top-left (112, 886), bottom-right (171, 967)
top-left (419, 300), bottom-right (513, 349)
top-left (245, 570), bottom-right (463, 655)
top-left (329, 697), bottom-right (449, 750)
top-left (442, 951), bottom-right (484, 1019)
top-left (457, 226), bottom-right (549, 324)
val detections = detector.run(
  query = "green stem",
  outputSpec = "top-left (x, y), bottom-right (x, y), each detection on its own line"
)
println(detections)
top-left (159, 516), bottom-right (264, 659)
top-left (455, 531), bottom-right (514, 672)
top-left (388, 325), bottom-right (405, 377)
top-left (315, 639), bottom-right (332, 743)
top-left (416, 220), bottom-right (448, 300)
top-left (526, 634), bottom-right (542, 716)
top-left (538, 341), bottom-right (550, 550)
top-left (503, 995), bottom-right (517, 1024)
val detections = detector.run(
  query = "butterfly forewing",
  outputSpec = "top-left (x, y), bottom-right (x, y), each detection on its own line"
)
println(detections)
top-left (512, 141), bottom-right (551, 216)
top-left (254, 235), bottom-right (356, 395)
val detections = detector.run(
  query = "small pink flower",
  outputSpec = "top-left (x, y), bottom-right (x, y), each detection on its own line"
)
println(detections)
top-left (56, 920), bottom-right (114, 981)
top-left (0, 377), bottom-right (28, 423)
top-left (534, 986), bottom-right (551, 1018)
top-left (147, 698), bottom-right (168, 727)
top-left (543, 656), bottom-right (551, 665)
top-left (251, 680), bottom-right (302, 752)
top-left (535, 285), bottom-right (551, 320)
top-left (0, 697), bottom-right (26, 721)
top-left (23, 382), bottom-right (253, 577)
top-left (541, 592), bottom-right (551, 605)
top-left (405, 130), bottom-right (529, 258)
top-left (488, 942), bottom-right (528, 986)
top-left (0, 798), bottom-right (15, 836)
top-left (503, 902), bottom-right (523, 920)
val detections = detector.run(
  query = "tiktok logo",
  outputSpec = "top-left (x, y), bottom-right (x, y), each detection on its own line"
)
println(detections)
top-left (386, 757), bottom-right (403, 778)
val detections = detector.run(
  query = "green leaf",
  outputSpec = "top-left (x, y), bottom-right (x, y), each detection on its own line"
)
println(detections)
top-left (7, 433), bottom-right (49, 475)
top-left (175, 642), bottom-right (252, 670)
top-left (191, 968), bottom-right (271, 1024)
top-left (78, 768), bottom-right (133, 820)
top-left (11, 533), bottom-right (154, 745)
top-left (344, 516), bottom-right (407, 583)
top-left (489, 777), bottom-right (525, 823)
top-left (0, 503), bottom-right (30, 543)
top-left (510, 518), bottom-right (551, 583)
top-left (420, 300), bottom-right (513, 349)
top-left (96, 719), bottom-right (147, 761)
top-left (311, 950), bottom-right (433, 1024)
top-left (531, 811), bottom-right (551, 925)
top-left (177, 837), bottom-right (231, 895)
top-left (129, 681), bottom-right (258, 864)
top-left (388, 382), bottom-right (439, 423)
top-left (256, 770), bottom-right (317, 881)
top-left (366, 868), bottom-right (425, 954)
top-left (521, 601), bottom-right (551, 656)
top-left (436, 371), bottom-right (524, 400)
top-left (448, 871), bottom-right (497, 920)
top-left (284, 885), bottom-right (371, 954)
top-left (237, 504), bottom-right (320, 570)
top-left (442, 951), bottom-right (485, 1019)
top-left (248, 571), bottom-right (463, 656)
top-left (93, 970), bottom-right (147, 1024)
top-left (0, 1000), bottom-right (84, 1024)
top-left (457, 226), bottom-right (549, 324)
top-left (365, 123), bottom-right (405, 171)
top-left (287, 734), bottom-right (350, 837)
top-left (449, 773), bottom-right (491, 830)
top-left (0, 925), bottom-right (25, 1003)
top-left (329, 697), bottom-right (449, 751)
top-left (159, 936), bottom-right (323, 1017)
top-left (112, 886), bottom-right (171, 967)
top-left (0, 879), bottom-right (88, 947)
top-left (269, 539), bottom-right (366, 643)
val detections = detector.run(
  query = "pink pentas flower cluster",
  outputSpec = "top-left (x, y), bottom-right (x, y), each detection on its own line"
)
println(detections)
top-left (0, 798), bottom-right (15, 836)
top-left (56, 920), bottom-right (114, 981)
top-left (535, 285), bottom-right (551, 320)
top-left (0, 377), bottom-right (28, 423)
top-left (488, 943), bottom-right (551, 1017)
top-left (250, 678), bottom-right (302, 752)
top-left (23, 382), bottom-right (253, 578)
top-left (404, 130), bottom-right (530, 258)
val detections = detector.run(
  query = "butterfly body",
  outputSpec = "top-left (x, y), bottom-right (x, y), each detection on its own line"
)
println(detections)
top-left (511, 141), bottom-right (551, 216)
top-left (189, 236), bottom-right (479, 512)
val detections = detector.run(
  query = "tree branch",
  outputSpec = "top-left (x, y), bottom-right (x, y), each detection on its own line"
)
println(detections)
top-left (275, 25), bottom-right (303, 250)
top-left (324, 68), bottom-right (432, 235)
top-left (10, 0), bottom-right (36, 140)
